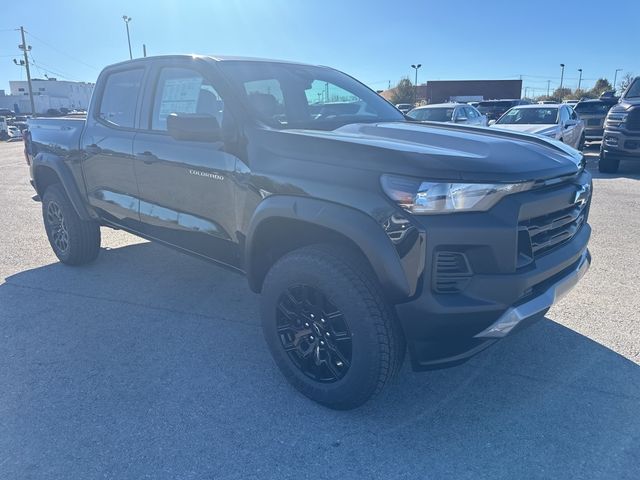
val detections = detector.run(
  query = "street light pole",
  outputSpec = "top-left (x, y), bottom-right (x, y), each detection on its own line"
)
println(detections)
top-left (577, 69), bottom-right (583, 91)
top-left (411, 64), bottom-right (422, 104)
top-left (559, 63), bottom-right (565, 94)
top-left (123, 15), bottom-right (133, 60)
top-left (614, 68), bottom-right (622, 93)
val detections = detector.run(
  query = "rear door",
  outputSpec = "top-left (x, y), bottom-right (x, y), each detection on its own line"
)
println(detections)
top-left (132, 60), bottom-right (242, 268)
top-left (81, 67), bottom-right (146, 230)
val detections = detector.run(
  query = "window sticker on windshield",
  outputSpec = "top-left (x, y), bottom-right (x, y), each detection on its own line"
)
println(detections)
top-left (158, 77), bottom-right (203, 120)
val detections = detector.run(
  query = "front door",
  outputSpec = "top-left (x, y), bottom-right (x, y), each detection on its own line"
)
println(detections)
top-left (132, 64), bottom-right (241, 268)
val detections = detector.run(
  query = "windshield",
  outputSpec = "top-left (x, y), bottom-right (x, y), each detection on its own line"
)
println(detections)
top-left (496, 107), bottom-right (559, 125)
top-left (625, 78), bottom-right (640, 98)
top-left (407, 107), bottom-right (454, 122)
top-left (217, 61), bottom-right (404, 130)
top-left (574, 101), bottom-right (613, 114)
top-left (477, 101), bottom-right (514, 113)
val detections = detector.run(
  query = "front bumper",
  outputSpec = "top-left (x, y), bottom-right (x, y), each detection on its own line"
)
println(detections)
top-left (474, 248), bottom-right (590, 338)
top-left (602, 129), bottom-right (640, 159)
top-left (394, 172), bottom-right (592, 371)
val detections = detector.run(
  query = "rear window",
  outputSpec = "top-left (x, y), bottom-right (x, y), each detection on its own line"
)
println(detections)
top-left (574, 101), bottom-right (613, 114)
top-left (477, 101), bottom-right (514, 109)
top-left (97, 69), bottom-right (144, 128)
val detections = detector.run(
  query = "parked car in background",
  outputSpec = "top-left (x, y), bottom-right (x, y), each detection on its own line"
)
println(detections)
top-left (395, 103), bottom-right (414, 114)
top-left (574, 98), bottom-right (617, 142)
top-left (7, 125), bottom-right (23, 141)
top-left (599, 76), bottom-right (640, 173)
top-left (477, 99), bottom-right (529, 122)
top-left (0, 116), bottom-right (8, 140)
top-left (407, 103), bottom-right (487, 126)
top-left (490, 104), bottom-right (585, 150)
top-left (0, 108), bottom-right (15, 117)
top-left (563, 100), bottom-right (579, 107)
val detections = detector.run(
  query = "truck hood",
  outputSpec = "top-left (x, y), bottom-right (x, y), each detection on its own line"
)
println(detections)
top-left (275, 121), bottom-right (582, 183)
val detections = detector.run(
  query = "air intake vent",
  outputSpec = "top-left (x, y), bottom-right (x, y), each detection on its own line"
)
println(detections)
top-left (433, 252), bottom-right (472, 294)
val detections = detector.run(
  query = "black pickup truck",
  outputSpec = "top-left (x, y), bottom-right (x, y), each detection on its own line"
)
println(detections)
top-left (24, 55), bottom-right (592, 409)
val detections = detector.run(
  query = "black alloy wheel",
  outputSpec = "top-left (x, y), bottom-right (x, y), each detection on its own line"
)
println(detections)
top-left (276, 284), bottom-right (352, 383)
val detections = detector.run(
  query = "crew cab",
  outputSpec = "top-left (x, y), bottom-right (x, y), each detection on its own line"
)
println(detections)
top-left (600, 77), bottom-right (640, 173)
top-left (24, 55), bottom-right (592, 409)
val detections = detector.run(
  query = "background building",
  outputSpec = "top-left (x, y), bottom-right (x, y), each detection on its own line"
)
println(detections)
top-left (380, 79), bottom-right (523, 105)
top-left (422, 80), bottom-right (522, 104)
top-left (0, 78), bottom-right (94, 114)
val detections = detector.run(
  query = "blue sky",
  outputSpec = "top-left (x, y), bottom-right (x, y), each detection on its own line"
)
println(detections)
top-left (1, 0), bottom-right (638, 96)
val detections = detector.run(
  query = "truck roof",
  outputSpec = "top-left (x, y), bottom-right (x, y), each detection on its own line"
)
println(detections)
top-left (105, 54), bottom-right (317, 70)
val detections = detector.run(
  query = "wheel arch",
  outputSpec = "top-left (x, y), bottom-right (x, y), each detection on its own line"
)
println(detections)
top-left (245, 195), bottom-right (412, 302)
top-left (32, 152), bottom-right (95, 221)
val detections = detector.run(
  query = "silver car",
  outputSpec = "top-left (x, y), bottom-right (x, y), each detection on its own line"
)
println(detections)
top-left (407, 103), bottom-right (487, 126)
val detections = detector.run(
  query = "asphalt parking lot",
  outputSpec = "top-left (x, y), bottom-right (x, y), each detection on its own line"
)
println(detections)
top-left (0, 141), bottom-right (638, 479)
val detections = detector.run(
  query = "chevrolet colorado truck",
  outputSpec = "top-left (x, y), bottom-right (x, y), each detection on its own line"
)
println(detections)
top-left (600, 76), bottom-right (640, 173)
top-left (24, 55), bottom-right (592, 409)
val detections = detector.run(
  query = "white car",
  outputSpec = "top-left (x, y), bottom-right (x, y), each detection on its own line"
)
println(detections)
top-left (407, 103), bottom-right (487, 126)
top-left (490, 104), bottom-right (585, 150)
top-left (7, 125), bottom-right (23, 141)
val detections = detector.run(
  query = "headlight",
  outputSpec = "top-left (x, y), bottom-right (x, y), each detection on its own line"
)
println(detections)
top-left (381, 174), bottom-right (532, 214)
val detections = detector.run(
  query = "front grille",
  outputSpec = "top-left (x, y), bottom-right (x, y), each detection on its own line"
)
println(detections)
top-left (627, 109), bottom-right (640, 131)
top-left (519, 203), bottom-right (587, 257)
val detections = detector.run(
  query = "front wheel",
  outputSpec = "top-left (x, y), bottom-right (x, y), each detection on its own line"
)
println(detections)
top-left (42, 184), bottom-right (101, 265)
top-left (261, 244), bottom-right (405, 410)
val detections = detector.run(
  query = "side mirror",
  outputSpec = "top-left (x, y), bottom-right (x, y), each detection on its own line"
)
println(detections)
top-left (564, 119), bottom-right (577, 129)
top-left (488, 119), bottom-right (496, 126)
top-left (455, 117), bottom-right (468, 123)
top-left (167, 113), bottom-right (221, 142)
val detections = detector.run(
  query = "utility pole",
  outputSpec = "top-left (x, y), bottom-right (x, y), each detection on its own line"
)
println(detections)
top-left (18, 26), bottom-right (36, 115)
top-left (614, 68), bottom-right (622, 93)
top-left (123, 15), bottom-right (133, 60)
top-left (411, 64), bottom-right (422, 104)
top-left (559, 63), bottom-right (565, 94)
top-left (577, 69), bottom-right (583, 91)
top-left (547, 80), bottom-right (551, 97)
top-left (143, 44), bottom-right (147, 57)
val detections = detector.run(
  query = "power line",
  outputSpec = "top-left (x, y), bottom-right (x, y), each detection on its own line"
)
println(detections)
top-left (28, 52), bottom-right (78, 82)
top-left (25, 30), bottom-right (99, 71)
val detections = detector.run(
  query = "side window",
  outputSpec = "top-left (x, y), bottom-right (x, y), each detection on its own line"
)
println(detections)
top-left (455, 107), bottom-right (466, 119)
top-left (466, 107), bottom-right (477, 118)
top-left (98, 69), bottom-right (144, 128)
top-left (151, 67), bottom-right (224, 131)
top-left (244, 78), bottom-right (286, 125)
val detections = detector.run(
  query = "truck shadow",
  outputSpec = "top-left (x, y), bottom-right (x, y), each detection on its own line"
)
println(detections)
top-left (2, 241), bottom-right (638, 478)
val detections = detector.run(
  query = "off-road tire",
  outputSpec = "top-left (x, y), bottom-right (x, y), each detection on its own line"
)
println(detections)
top-left (261, 244), bottom-right (405, 410)
top-left (42, 184), bottom-right (101, 265)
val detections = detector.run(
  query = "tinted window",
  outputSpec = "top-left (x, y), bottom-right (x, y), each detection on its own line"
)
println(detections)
top-left (496, 107), bottom-right (559, 125)
top-left (574, 101), bottom-right (613, 114)
top-left (151, 67), bottom-right (224, 131)
top-left (98, 69), bottom-right (144, 128)
top-left (407, 107), bottom-right (454, 122)
top-left (218, 61), bottom-right (403, 130)
top-left (465, 107), bottom-right (478, 118)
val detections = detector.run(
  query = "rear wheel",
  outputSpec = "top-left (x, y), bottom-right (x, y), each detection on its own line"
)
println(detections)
top-left (598, 151), bottom-right (620, 173)
top-left (261, 244), bottom-right (405, 410)
top-left (42, 184), bottom-right (101, 265)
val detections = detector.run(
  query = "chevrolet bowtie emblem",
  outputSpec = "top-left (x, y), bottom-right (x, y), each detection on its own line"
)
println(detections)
top-left (574, 184), bottom-right (590, 206)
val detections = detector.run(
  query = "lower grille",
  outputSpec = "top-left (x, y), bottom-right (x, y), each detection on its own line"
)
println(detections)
top-left (433, 252), bottom-right (472, 294)
top-left (520, 204), bottom-right (587, 257)
top-left (627, 109), bottom-right (640, 131)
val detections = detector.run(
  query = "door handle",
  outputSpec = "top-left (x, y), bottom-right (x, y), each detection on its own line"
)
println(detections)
top-left (135, 151), bottom-right (159, 164)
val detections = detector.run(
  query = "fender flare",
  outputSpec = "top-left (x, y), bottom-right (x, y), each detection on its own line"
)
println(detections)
top-left (245, 195), bottom-right (412, 301)
top-left (32, 152), bottom-right (94, 221)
